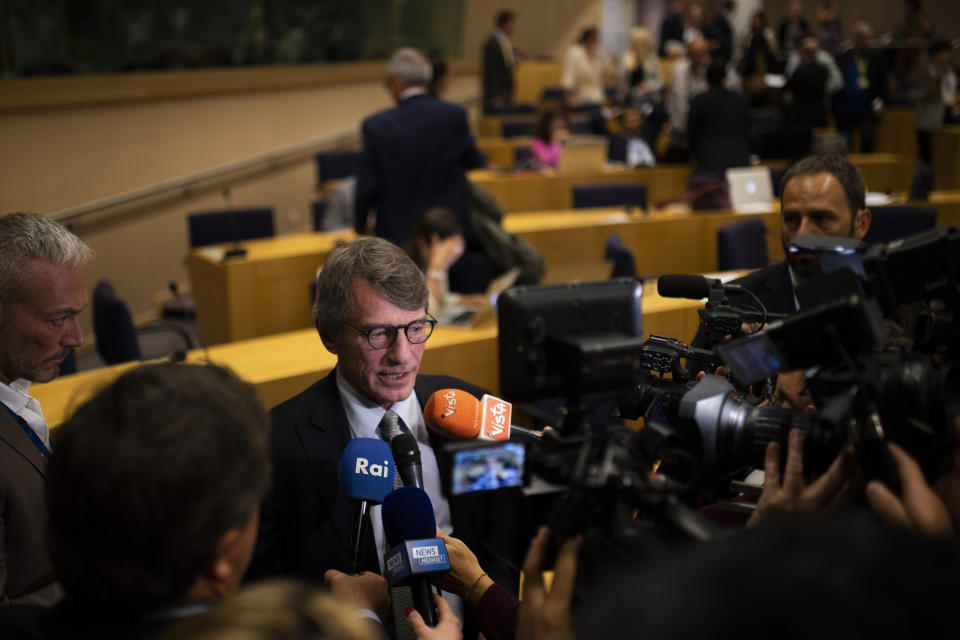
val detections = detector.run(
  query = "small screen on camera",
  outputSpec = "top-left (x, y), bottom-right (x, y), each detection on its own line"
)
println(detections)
top-left (717, 333), bottom-right (786, 385)
top-left (451, 442), bottom-right (525, 495)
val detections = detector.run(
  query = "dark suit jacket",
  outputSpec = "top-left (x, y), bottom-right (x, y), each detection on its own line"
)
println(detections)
top-left (786, 61), bottom-right (830, 128)
top-left (482, 33), bottom-right (514, 109)
top-left (710, 13), bottom-right (734, 63)
top-left (658, 11), bottom-right (684, 57)
top-left (354, 94), bottom-right (485, 247)
top-left (834, 48), bottom-right (887, 113)
top-left (690, 261), bottom-right (797, 348)
top-left (248, 371), bottom-right (518, 587)
top-left (0, 407), bottom-right (60, 605)
top-left (0, 598), bottom-right (191, 639)
top-left (686, 86), bottom-right (751, 174)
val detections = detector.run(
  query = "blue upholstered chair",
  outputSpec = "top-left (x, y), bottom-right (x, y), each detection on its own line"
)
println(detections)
top-left (717, 218), bottom-right (769, 271)
top-left (863, 206), bottom-right (937, 244)
top-left (187, 208), bottom-right (275, 248)
top-left (572, 183), bottom-right (648, 210)
top-left (502, 121), bottom-right (534, 138)
top-left (315, 151), bottom-right (364, 185)
top-left (93, 281), bottom-right (193, 365)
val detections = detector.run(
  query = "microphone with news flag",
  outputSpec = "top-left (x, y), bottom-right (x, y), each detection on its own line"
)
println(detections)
top-left (423, 388), bottom-right (542, 442)
top-left (382, 486), bottom-right (451, 628)
top-left (339, 438), bottom-right (395, 574)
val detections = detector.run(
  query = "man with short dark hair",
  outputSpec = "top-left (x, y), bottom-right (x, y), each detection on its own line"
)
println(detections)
top-left (482, 10), bottom-right (517, 112)
top-left (0, 363), bottom-right (271, 637)
top-left (728, 154), bottom-right (871, 316)
top-left (355, 48), bottom-right (485, 250)
top-left (0, 212), bottom-right (91, 605)
top-left (690, 154), bottom-right (872, 353)
top-left (249, 237), bottom-right (514, 637)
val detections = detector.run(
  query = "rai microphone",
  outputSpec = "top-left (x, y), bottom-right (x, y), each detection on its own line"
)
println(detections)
top-left (339, 438), bottom-right (395, 574)
top-left (423, 388), bottom-right (542, 442)
top-left (382, 487), bottom-right (450, 628)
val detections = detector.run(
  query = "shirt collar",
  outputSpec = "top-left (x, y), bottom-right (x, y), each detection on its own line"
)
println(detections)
top-left (399, 87), bottom-right (428, 101)
top-left (335, 368), bottom-right (426, 443)
top-left (0, 378), bottom-right (33, 413)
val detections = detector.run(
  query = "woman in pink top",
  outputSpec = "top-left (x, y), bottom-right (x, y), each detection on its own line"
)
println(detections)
top-left (530, 108), bottom-right (571, 168)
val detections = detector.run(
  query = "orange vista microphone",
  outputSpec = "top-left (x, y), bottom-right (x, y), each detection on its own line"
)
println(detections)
top-left (423, 389), bottom-right (540, 442)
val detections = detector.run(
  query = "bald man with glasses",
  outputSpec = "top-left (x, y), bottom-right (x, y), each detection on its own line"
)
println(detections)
top-left (248, 237), bottom-right (514, 638)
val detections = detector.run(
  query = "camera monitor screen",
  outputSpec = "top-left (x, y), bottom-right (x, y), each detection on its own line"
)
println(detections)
top-left (451, 442), bottom-right (526, 495)
top-left (497, 278), bottom-right (643, 402)
top-left (717, 333), bottom-right (787, 386)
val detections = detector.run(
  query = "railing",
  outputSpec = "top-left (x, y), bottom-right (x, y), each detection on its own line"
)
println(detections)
top-left (49, 87), bottom-right (481, 224)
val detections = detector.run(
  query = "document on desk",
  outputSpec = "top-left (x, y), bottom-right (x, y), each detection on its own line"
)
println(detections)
top-left (198, 246), bottom-right (226, 262)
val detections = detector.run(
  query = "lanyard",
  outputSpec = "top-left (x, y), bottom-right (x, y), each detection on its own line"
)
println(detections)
top-left (1, 401), bottom-right (50, 457)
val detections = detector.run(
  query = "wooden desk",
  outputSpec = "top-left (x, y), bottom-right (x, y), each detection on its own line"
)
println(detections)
top-left (931, 127), bottom-right (960, 190)
top-left (514, 61), bottom-right (562, 104)
top-left (185, 229), bottom-right (355, 345)
top-left (470, 155), bottom-right (916, 214)
top-left (32, 280), bottom-right (709, 429)
top-left (875, 107), bottom-right (917, 156)
top-left (478, 136), bottom-right (533, 168)
top-left (185, 209), bottom-right (780, 343)
top-left (927, 190), bottom-right (960, 226)
top-left (470, 165), bottom-right (692, 213)
top-left (504, 207), bottom-right (784, 283)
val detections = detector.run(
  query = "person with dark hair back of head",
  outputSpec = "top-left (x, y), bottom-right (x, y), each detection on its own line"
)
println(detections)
top-left (482, 10), bottom-right (517, 112)
top-left (0, 212), bottom-right (91, 606)
top-left (0, 363), bottom-right (270, 638)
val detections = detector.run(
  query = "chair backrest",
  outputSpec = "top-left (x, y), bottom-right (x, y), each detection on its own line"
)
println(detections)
top-left (863, 206), bottom-right (937, 244)
top-left (572, 183), bottom-right (648, 210)
top-left (769, 167), bottom-right (787, 197)
top-left (315, 151), bottom-right (364, 185)
top-left (311, 200), bottom-right (327, 232)
top-left (717, 218), bottom-right (769, 271)
top-left (909, 164), bottom-right (935, 200)
top-left (93, 280), bottom-right (142, 365)
top-left (187, 208), bottom-right (275, 248)
top-left (502, 121), bottom-right (534, 138)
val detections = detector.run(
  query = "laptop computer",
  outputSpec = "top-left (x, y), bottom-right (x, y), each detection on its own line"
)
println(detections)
top-left (433, 268), bottom-right (522, 328)
top-left (726, 166), bottom-right (774, 213)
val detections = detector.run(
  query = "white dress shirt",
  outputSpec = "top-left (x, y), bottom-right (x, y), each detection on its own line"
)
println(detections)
top-left (562, 44), bottom-right (609, 105)
top-left (0, 378), bottom-right (50, 450)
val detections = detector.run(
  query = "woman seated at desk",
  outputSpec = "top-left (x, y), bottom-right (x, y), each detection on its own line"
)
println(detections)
top-left (530, 108), bottom-right (572, 169)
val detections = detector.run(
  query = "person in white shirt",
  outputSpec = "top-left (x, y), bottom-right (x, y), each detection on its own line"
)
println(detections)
top-left (562, 27), bottom-right (616, 135)
top-left (0, 212), bottom-right (91, 605)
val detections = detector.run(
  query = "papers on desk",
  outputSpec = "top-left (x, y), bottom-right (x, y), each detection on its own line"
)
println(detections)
top-left (764, 73), bottom-right (786, 89)
top-left (198, 246), bottom-right (226, 261)
top-left (865, 191), bottom-right (894, 206)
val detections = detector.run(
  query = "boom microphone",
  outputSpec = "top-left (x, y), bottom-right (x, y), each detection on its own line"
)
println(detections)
top-left (382, 487), bottom-right (450, 628)
top-left (657, 274), bottom-right (744, 300)
top-left (391, 432), bottom-right (424, 489)
top-left (423, 388), bottom-right (542, 442)
top-left (339, 438), bottom-right (395, 574)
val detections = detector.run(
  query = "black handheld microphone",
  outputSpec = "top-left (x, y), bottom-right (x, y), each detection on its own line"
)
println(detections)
top-left (391, 432), bottom-right (424, 490)
top-left (657, 274), bottom-right (744, 300)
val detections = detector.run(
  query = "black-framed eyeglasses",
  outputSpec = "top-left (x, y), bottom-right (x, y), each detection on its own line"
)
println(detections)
top-left (344, 314), bottom-right (437, 349)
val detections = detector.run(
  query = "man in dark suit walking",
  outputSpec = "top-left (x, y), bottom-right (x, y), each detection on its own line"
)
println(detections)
top-left (482, 10), bottom-right (517, 112)
top-left (249, 238), bottom-right (516, 636)
top-left (833, 22), bottom-right (887, 153)
top-left (686, 60), bottom-right (751, 174)
top-left (355, 48), bottom-right (485, 250)
top-left (0, 213), bottom-right (90, 606)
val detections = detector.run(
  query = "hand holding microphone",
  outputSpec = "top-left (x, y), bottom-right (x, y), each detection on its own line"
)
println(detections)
top-left (382, 487), bottom-right (451, 628)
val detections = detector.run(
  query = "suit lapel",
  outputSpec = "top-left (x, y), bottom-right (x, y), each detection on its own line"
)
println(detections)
top-left (0, 406), bottom-right (47, 477)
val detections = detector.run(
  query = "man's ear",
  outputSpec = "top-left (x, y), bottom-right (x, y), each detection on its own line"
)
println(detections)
top-left (853, 208), bottom-right (871, 241)
top-left (318, 322), bottom-right (339, 354)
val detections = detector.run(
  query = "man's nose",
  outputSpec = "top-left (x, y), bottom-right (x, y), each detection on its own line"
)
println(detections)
top-left (797, 216), bottom-right (818, 236)
top-left (63, 316), bottom-right (84, 347)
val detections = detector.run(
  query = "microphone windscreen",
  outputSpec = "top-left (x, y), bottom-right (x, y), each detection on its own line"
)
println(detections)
top-left (657, 274), bottom-right (711, 300)
top-left (423, 389), bottom-right (481, 439)
top-left (382, 486), bottom-right (436, 546)
top-left (391, 432), bottom-right (421, 466)
top-left (339, 438), bottom-right (395, 503)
